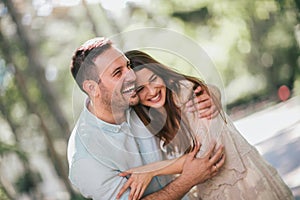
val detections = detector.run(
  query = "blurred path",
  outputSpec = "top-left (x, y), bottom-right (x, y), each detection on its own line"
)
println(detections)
top-left (234, 96), bottom-right (300, 198)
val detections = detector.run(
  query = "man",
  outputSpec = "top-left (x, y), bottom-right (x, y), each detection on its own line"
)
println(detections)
top-left (67, 37), bottom-right (225, 199)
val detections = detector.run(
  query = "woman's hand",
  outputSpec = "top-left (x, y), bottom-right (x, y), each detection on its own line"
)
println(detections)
top-left (116, 170), bottom-right (155, 200)
top-left (186, 85), bottom-right (220, 119)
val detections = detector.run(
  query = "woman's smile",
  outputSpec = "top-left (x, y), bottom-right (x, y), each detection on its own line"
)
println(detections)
top-left (135, 68), bottom-right (166, 108)
top-left (148, 90), bottom-right (162, 103)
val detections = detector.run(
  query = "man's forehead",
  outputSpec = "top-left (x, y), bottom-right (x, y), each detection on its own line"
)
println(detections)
top-left (94, 47), bottom-right (127, 73)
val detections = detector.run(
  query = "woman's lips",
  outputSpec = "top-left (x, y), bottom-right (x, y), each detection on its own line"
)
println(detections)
top-left (149, 91), bottom-right (161, 103)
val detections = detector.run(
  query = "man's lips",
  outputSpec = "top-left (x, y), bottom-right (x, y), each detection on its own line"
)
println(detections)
top-left (122, 84), bottom-right (135, 94)
top-left (122, 84), bottom-right (137, 97)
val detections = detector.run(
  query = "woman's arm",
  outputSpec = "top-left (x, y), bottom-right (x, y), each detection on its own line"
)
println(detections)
top-left (116, 143), bottom-right (201, 200)
top-left (120, 154), bottom-right (186, 176)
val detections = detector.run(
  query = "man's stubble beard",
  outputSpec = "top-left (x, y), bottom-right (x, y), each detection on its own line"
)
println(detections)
top-left (99, 83), bottom-right (131, 113)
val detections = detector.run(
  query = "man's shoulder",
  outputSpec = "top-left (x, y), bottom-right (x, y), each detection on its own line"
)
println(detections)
top-left (67, 126), bottom-right (93, 167)
top-left (67, 108), bottom-right (102, 166)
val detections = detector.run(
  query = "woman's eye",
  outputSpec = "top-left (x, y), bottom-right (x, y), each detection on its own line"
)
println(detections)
top-left (150, 75), bottom-right (157, 82)
top-left (136, 86), bottom-right (144, 93)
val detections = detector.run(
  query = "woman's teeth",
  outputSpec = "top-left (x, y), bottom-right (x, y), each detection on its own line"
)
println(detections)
top-left (150, 93), bottom-right (160, 101)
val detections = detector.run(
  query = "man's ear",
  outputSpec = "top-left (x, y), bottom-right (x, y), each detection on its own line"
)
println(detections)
top-left (83, 80), bottom-right (99, 97)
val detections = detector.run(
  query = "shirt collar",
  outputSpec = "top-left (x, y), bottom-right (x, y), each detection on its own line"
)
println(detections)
top-left (83, 98), bottom-right (132, 133)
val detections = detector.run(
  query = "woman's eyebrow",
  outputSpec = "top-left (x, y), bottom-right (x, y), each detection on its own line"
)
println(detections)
top-left (149, 73), bottom-right (156, 81)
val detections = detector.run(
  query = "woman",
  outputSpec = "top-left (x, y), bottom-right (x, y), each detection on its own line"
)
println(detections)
top-left (117, 50), bottom-right (294, 200)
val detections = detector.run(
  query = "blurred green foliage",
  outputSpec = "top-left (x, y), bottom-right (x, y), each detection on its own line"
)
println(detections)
top-left (0, 187), bottom-right (10, 200)
top-left (15, 171), bottom-right (41, 194)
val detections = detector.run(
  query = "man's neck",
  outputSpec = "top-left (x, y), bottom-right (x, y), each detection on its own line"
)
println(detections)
top-left (87, 100), bottom-right (126, 124)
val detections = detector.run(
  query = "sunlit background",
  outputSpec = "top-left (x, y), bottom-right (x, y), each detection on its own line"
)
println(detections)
top-left (0, 0), bottom-right (299, 199)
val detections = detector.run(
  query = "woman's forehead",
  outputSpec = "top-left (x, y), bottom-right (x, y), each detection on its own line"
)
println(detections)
top-left (135, 68), bottom-right (154, 82)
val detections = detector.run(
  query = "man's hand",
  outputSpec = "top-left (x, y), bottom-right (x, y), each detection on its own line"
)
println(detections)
top-left (185, 85), bottom-right (221, 119)
top-left (180, 141), bottom-right (225, 187)
top-left (140, 142), bottom-right (225, 200)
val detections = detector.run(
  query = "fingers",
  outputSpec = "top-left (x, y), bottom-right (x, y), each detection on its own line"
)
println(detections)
top-left (186, 93), bottom-right (210, 107)
top-left (198, 99), bottom-right (212, 110)
top-left (117, 178), bottom-right (132, 199)
top-left (210, 153), bottom-right (226, 177)
top-left (193, 140), bottom-right (201, 155)
top-left (119, 171), bottom-right (131, 177)
top-left (129, 183), bottom-right (141, 200)
top-left (186, 87), bottom-right (209, 106)
top-left (119, 181), bottom-right (141, 200)
top-left (198, 105), bottom-right (218, 119)
top-left (209, 145), bottom-right (224, 165)
top-left (187, 142), bottom-right (201, 161)
top-left (202, 141), bottom-right (217, 159)
top-left (216, 152), bottom-right (226, 169)
top-left (187, 100), bottom-right (212, 113)
top-left (129, 182), bottom-right (149, 200)
top-left (194, 86), bottom-right (203, 94)
top-left (213, 164), bottom-right (218, 172)
top-left (205, 108), bottom-right (219, 119)
top-left (211, 169), bottom-right (218, 177)
top-left (139, 186), bottom-right (146, 200)
top-left (129, 184), bottom-right (137, 200)
top-left (194, 135), bottom-right (202, 145)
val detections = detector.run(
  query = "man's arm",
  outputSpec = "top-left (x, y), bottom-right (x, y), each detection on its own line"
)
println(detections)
top-left (141, 143), bottom-right (225, 200)
top-left (186, 84), bottom-right (222, 119)
top-left (70, 158), bottom-right (131, 200)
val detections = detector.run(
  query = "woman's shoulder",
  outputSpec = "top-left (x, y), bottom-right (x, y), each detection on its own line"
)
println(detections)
top-left (174, 80), bottom-right (195, 105)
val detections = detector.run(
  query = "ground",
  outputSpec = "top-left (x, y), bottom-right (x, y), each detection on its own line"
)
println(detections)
top-left (234, 96), bottom-right (300, 199)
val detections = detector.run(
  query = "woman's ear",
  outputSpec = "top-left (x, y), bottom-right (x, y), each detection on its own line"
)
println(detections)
top-left (83, 80), bottom-right (99, 97)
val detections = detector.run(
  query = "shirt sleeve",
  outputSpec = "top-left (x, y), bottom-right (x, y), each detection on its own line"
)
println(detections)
top-left (69, 158), bottom-right (130, 200)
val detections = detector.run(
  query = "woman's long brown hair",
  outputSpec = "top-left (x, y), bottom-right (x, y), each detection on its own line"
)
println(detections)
top-left (125, 50), bottom-right (223, 155)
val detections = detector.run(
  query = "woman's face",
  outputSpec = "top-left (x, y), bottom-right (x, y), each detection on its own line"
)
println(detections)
top-left (135, 68), bottom-right (166, 109)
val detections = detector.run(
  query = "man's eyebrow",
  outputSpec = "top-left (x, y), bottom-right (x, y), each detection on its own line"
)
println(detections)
top-left (111, 66), bottom-right (122, 75)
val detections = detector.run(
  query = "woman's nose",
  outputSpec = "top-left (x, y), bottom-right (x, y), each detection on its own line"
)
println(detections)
top-left (146, 84), bottom-right (156, 96)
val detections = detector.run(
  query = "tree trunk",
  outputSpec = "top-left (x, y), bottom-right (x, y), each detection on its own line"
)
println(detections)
top-left (83, 0), bottom-right (101, 36)
top-left (0, 177), bottom-right (16, 200)
top-left (2, 0), bottom-right (70, 140)
top-left (0, 27), bottom-right (77, 198)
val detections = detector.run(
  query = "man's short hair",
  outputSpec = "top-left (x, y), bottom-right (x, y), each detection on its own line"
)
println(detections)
top-left (70, 37), bottom-right (112, 92)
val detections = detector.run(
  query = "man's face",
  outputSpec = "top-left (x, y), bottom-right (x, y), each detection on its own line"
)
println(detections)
top-left (94, 47), bottom-right (139, 112)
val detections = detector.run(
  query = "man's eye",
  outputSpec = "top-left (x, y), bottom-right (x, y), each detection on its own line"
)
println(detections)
top-left (112, 70), bottom-right (121, 77)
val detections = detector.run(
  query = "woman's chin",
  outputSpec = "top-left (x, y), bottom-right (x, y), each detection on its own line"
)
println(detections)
top-left (150, 101), bottom-right (165, 109)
